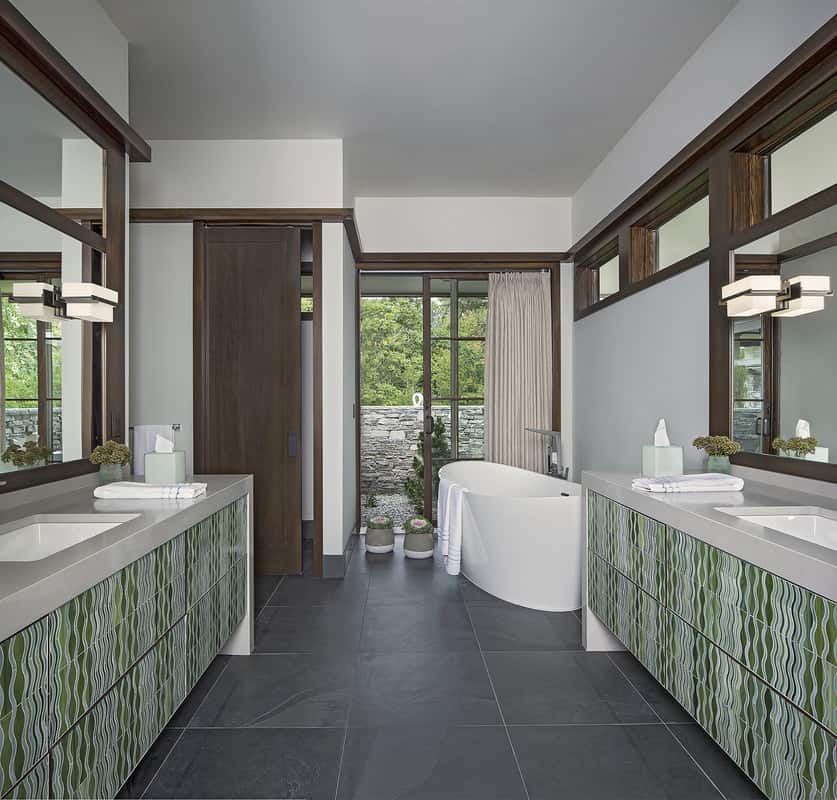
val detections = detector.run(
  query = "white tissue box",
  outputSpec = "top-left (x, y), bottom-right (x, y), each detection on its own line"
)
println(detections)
top-left (144, 451), bottom-right (186, 484)
top-left (642, 445), bottom-right (684, 478)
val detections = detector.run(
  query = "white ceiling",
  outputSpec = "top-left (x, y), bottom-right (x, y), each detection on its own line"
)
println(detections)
top-left (100, 0), bottom-right (735, 198)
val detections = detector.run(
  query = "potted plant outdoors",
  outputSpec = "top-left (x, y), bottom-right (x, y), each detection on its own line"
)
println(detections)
top-left (692, 435), bottom-right (741, 474)
top-left (89, 440), bottom-right (131, 484)
top-left (403, 516), bottom-right (434, 559)
top-left (366, 514), bottom-right (395, 554)
top-left (1, 440), bottom-right (51, 469)
top-left (772, 436), bottom-right (818, 459)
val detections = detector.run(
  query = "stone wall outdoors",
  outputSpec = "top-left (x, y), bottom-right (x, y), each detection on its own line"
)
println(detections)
top-left (3, 406), bottom-right (62, 450)
top-left (361, 405), bottom-right (483, 493)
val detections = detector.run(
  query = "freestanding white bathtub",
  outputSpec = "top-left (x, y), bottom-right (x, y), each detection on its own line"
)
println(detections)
top-left (439, 461), bottom-right (582, 612)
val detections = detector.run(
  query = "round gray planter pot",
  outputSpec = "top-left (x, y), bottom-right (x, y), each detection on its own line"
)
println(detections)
top-left (366, 514), bottom-right (394, 554)
top-left (404, 517), bottom-right (434, 559)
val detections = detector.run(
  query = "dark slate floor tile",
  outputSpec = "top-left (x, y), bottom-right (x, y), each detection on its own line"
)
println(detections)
top-left (485, 651), bottom-right (659, 724)
top-left (468, 605), bottom-right (582, 651)
top-left (510, 724), bottom-right (722, 800)
top-left (268, 574), bottom-right (369, 606)
top-left (255, 604), bottom-right (364, 653)
top-left (254, 575), bottom-right (283, 612)
top-left (167, 655), bottom-right (230, 728)
top-left (191, 653), bottom-right (354, 728)
top-left (671, 724), bottom-right (767, 799)
top-left (458, 578), bottom-right (514, 606)
top-left (144, 728), bottom-right (343, 799)
top-left (116, 728), bottom-right (181, 798)
top-left (608, 651), bottom-right (693, 723)
top-left (360, 601), bottom-right (477, 653)
top-left (365, 556), bottom-right (460, 605)
top-left (336, 725), bottom-right (527, 800)
top-left (350, 651), bottom-right (500, 728)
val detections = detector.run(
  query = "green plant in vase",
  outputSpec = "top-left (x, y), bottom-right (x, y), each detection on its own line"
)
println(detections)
top-left (90, 440), bottom-right (131, 484)
top-left (2, 440), bottom-right (51, 468)
top-left (772, 436), bottom-right (818, 458)
top-left (692, 435), bottom-right (741, 474)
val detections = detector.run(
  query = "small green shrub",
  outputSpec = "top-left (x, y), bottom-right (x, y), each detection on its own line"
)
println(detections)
top-left (692, 435), bottom-right (741, 457)
top-left (89, 440), bottom-right (131, 466)
top-left (404, 416), bottom-right (451, 517)
top-left (772, 436), bottom-right (818, 457)
top-left (2, 440), bottom-right (50, 467)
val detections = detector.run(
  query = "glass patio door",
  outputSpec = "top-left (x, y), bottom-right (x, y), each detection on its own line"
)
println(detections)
top-left (423, 276), bottom-right (488, 521)
top-left (358, 272), bottom-right (487, 530)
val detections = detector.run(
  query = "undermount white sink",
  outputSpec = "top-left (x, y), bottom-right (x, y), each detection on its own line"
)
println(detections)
top-left (0, 514), bottom-right (140, 561)
top-left (716, 506), bottom-right (837, 552)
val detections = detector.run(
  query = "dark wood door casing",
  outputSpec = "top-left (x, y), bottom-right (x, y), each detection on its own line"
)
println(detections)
top-left (194, 225), bottom-right (303, 575)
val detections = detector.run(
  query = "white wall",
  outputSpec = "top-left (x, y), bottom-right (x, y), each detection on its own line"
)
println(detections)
top-left (354, 197), bottom-right (572, 252)
top-left (129, 223), bottom-right (194, 474)
top-left (129, 139), bottom-right (349, 554)
top-left (131, 140), bottom-right (343, 208)
top-left (572, 0), bottom-right (836, 242)
top-left (573, 264), bottom-right (709, 476)
top-left (10, 0), bottom-right (129, 119)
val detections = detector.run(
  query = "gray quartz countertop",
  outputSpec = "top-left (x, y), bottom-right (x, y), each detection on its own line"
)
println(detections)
top-left (0, 474), bottom-right (252, 641)
top-left (583, 471), bottom-right (837, 603)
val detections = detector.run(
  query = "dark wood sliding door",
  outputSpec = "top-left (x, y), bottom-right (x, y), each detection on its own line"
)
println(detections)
top-left (194, 225), bottom-right (302, 574)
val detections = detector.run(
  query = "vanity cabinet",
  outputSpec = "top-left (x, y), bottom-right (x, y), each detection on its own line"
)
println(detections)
top-left (587, 490), bottom-right (837, 800)
top-left (0, 498), bottom-right (247, 800)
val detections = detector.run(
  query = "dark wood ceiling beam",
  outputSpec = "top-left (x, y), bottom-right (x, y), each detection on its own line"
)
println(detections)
top-left (0, 0), bottom-right (151, 161)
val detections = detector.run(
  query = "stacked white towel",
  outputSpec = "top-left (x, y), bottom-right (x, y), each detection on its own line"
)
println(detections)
top-left (93, 482), bottom-right (208, 500)
top-left (631, 473), bottom-right (744, 493)
top-left (437, 477), bottom-right (468, 576)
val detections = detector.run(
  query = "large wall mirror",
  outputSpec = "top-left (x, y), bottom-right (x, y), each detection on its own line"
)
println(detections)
top-left (0, 60), bottom-right (106, 477)
top-left (0, 1), bottom-right (149, 489)
top-left (730, 200), bottom-right (837, 471)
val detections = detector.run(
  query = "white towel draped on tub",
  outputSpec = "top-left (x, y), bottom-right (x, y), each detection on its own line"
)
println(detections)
top-left (631, 473), bottom-right (744, 493)
top-left (93, 482), bottom-right (208, 500)
top-left (437, 478), bottom-right (468, 576)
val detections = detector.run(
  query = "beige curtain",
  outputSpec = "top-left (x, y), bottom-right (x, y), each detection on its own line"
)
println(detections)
top-left (484, 272), bottom-right (552, 472)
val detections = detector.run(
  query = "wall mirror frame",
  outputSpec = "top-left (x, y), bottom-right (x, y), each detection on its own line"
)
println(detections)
top-left (0, 0), bottom-right (150, 491)
top-left (569, 16), bottom-right (837, 483)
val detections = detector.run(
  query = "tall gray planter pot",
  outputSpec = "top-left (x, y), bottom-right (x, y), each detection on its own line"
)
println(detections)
top-left (404, 517), bottom-right (434, 559)
top-left (366, 514), bottom-right (394, 554)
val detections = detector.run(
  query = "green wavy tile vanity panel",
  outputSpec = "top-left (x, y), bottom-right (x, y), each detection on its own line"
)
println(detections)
top-left (667, 611), bottom-right (836, 800)
top-left (49, 534), bottom-right (186, 740)
top-left (52, 620), bottom-right (186, 800)
top-left (587, 489), bottom-right (837, 800)
top-left (0, 618), bottom-right (49, 796)
top-left (587, 491), bottom-right (665, 600)
top-left (0, 496), bottom-right (247, 800)
top-left (3, 758), bottom-right (48, 800)
top-left (186, 497), bottom-right (246, 608)
top-left (668, 525), bottom-right (837, 737)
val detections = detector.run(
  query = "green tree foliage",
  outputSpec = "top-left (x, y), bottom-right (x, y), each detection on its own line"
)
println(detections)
top-left (2, 298), bottom-right (39, 400)
top-left (360, 295), bottom-right (487, 406)
top-left (404, 415), bottom-right (451, 517)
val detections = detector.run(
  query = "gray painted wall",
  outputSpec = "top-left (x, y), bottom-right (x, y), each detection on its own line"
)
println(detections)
top-left (573, 263), bottom-right (709, 476)
top-left (778, 247), bottom-right (837, 459)
top-left (129, 223), bottom-right (194, 474)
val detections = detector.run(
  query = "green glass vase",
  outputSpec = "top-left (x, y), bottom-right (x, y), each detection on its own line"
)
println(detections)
top-left (706, 455), bottom-right (731, 474)
top-left (98, 463), bottom-right (124, 484)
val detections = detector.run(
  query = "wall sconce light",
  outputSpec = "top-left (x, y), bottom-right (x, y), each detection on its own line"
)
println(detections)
top-left (772, 275), bottom-right (833, 317)
top-left (721, 275), bottom-right (781, 317)
top-left (61, 282), bottom-right (119, 323)
top-left (11, 282), bottom-right (118, 323)
top-left (10, 283), bottom-right (61, 322)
